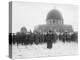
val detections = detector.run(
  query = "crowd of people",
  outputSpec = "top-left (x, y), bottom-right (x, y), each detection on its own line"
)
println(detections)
top-left (9, 31), bottom-right (78, 49)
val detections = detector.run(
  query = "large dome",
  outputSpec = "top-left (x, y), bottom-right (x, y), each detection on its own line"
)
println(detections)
top-left (46, 9), bottom-right (63, 20)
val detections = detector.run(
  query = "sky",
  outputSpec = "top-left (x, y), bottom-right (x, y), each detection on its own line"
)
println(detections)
top-left (12, 2), bottom-right (78, 33)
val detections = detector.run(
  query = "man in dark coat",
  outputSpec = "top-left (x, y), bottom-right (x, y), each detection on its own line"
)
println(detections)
top-left (59, 33), bottom-right (63, 41)
top-left (34, 33), bottom-right (40, 45)
top-left (46, 32), bottom-right (53, 49)
top-left (62, 32), bottom-right (67, 43)
top-left (66, 33), bottom-right (71, 42)
top-left (52, 32), bottom-right (57, 44)
top-left (71, 32), bottom-right (78, 43)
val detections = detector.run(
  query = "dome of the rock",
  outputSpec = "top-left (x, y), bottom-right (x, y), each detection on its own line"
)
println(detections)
top-left (33, 9), bottom-right (73, 33)
top-left (46, 9), bottom-right (63, 20)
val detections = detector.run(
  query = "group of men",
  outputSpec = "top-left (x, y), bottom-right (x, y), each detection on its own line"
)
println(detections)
top-left (9, 31), bottom-right (78, 49)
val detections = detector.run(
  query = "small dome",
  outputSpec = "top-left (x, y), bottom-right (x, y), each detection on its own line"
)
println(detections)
top-left (46, 9), bottom-right (63, 20)
top-left (20, 27), bottom-right (27, 34)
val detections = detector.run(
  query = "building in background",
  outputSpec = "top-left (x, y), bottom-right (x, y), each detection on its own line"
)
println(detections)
top-left (34, 9), bottom-right (73, 33)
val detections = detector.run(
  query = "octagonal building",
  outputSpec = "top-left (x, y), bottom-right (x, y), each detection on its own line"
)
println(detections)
top-left (33, 9), bottom-right (73, 33)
